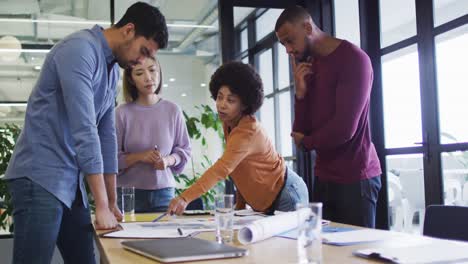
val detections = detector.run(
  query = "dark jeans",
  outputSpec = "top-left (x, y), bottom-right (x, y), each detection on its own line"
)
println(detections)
top-left (8, 177), bottom-right (95, 264)
top-left (313, 176), bottom-right (381, 228)
top-left (118, 187), bottom-right (175, 213)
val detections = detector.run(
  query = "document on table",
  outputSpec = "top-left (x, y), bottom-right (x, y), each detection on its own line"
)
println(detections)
top-left (234, 209), bottom-right (267, 217)
top-left (322, 229), bottom-right (405, 246)
top-left (102, 216), bottom-right (264, 239)
top-left (354, 238), bottom-right (468, 263)
top-left (276, 225), bottom-right (355, 240)
top-left (103, 221), bottom-right (215, 238)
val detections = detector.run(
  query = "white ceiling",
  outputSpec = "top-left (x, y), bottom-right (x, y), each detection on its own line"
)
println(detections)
top-left (0, 0), bottom-right (257, 122)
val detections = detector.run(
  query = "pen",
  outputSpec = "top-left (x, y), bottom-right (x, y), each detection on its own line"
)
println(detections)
top-left (177, 227), bottom-right (183, 236)
top-left (152, 212), bottom-right (167, 222)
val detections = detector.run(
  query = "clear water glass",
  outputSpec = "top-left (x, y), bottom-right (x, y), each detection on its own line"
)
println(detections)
top-left (297, 202), bottom-right (323, 264)
top-left (215, 194), bottom-right (234, 243)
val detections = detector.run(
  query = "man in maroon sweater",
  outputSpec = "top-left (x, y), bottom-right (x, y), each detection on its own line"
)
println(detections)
top-left (275, 6), bottom-right (382, 228)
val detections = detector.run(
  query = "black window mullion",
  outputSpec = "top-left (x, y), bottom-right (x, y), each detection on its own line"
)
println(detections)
top-left (438, 143), bottom-right (468, 153)
top-left (380, 35), bottom-right (419, 55)
top-left (385, 147), bottom-right (425, 156)
top-left (272, 44), bottom-right (281, 154)
top-left (218, 0), bottom-right (235, 63)
top-left (415, 0), bottom-right (444, 206)
top-left (359, 0), bottom-right (389, 229)
top-left (247, 12), bottom-right (256, 65)
top-left (433, 13), bottom-right (468, 36)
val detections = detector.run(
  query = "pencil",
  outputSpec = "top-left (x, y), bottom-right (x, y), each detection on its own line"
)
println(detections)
top-left (152, 212), bottom-right (167, 222)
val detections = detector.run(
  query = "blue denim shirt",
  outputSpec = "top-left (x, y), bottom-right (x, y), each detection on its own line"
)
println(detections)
top-left (5, 25), bottom-right (119, 208)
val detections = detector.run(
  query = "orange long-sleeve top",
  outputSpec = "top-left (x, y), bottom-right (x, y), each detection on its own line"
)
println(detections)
top-left (180, 115), bottom-right (286, 212)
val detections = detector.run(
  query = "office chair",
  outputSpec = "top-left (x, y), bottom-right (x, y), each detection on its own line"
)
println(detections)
top-left (423, 205), bottom-right (468, 242)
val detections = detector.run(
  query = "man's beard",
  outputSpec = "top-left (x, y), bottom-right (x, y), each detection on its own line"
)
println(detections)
top-left (297, 38), bottom-right (313, 63)
top-left (115, 39), bottom-right (136, 69)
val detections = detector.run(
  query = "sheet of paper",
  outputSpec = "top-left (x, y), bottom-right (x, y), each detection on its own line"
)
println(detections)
top-left (103, 215), bottom-right (264, 239)
top-left (354, 239), bottom-right (468, 263)
top-left (322, 229), bottom-right (404, 246)
top-left (103, 221), bottom-right (215, 239)
top-left (234, 209), bottom-right (267, 217)
top-left (276, 226), bottom-right (356, 240)
top-left (169, 215), bottom-right (264, 229)
top-left (104, 228), bottom-right (190, 238)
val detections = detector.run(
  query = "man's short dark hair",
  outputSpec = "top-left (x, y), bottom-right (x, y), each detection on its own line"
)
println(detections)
top-left (275, 5), bottom-right (311, 32)
top-left (209, 62), bottom-right (264, 115)
top-left (115, 2), bottom-right (168, 49)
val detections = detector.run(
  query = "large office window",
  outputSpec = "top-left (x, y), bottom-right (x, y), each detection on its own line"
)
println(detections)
top-left (233, 8), bottom-right (294, 168)
top-left (435, 25), bottom-right (468, 144)
top-left (333, 0), bottom-right (361, 46)
top-left (379, 0), bottom-right (417, 48)
top-left (372, 0), bottom-right (468, 232)
top-left (433, 0), bottom-right (468, 26)
top-left (381, 45), bottom-right (422, 149)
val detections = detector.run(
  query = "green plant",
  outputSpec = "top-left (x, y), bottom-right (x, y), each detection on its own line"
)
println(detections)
top-left (0, 124), bottom-right (22, 233)
top-left (175, 104), bottom-right (225, 209)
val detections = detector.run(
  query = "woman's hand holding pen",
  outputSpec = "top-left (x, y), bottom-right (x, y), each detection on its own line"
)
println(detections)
top-left (136, 146), bottom-right (174, 170)
top-left (138, 149), bottom-right (161, 164)
top-left (154, 155), bottom-right (176, 170)
top-left (167, 196), bottom-right (188, 215)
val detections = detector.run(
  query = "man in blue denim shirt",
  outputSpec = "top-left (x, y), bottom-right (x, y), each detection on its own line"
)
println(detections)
top-left (4, 2), bottom-right (168, 263)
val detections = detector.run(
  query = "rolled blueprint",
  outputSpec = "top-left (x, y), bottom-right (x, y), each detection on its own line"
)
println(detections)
top-left (238, 208), bottom-right (310, 245)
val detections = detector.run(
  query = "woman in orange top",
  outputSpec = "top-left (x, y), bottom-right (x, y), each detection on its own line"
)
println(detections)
top-left (167, 62), bottom-right (308, 215)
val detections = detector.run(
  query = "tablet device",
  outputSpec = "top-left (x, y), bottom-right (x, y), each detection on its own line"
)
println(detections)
top-left (121, 237), bottom-right (248, 263)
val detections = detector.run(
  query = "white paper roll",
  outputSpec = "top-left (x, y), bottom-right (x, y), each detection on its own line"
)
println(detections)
top-left (238, 209), bottom-right (310, 245)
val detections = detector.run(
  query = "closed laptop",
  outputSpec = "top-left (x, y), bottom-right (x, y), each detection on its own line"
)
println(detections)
top-left (121, 237), bottom-right (248, 263)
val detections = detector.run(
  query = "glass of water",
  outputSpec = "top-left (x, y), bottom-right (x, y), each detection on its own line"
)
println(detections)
top-left (120, 186), bottom-right (135, 222)
top-left (297, 202), bottom-right (323, 264)
top-left (215, 194), bottom-right (234, 243)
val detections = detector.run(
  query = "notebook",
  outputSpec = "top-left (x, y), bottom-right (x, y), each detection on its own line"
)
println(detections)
top-left (121, 237), bottom-right (248, 263)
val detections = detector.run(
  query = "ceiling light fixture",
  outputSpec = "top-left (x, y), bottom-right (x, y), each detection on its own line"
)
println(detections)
top-left (181, 93), bottom-right (187, 97)
top-left (0, 103), bottom-right (27, 107)
top-left (163, 84), bottom-right (168, 88)
top-left (0, 48), bottom-right (49, 53)
top-left (0, 19), bottom-right (215, 29)
top-left (167, 23), bottom-right (215, 29)
top-left (169, 78), bottom-right (176, 82)
top-left (0, 18), bottom-right (111, 26)
top-left (200, 83), bottom-right (206, 87)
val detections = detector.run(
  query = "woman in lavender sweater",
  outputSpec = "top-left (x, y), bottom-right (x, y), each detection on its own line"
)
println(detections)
top-left (116, 57), bottom-right (191, 212)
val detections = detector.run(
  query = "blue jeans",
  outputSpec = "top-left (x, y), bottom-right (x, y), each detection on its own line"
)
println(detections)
top-left (8, 177), bottom-right (95, 264)
top-left (273, 168), bottom-right (309, 212)
top-left (118, 187), bottom-right (175, 213)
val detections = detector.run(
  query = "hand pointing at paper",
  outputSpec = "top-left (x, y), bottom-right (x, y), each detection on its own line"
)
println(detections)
top-left (167, 196), bottom-right (188, 215)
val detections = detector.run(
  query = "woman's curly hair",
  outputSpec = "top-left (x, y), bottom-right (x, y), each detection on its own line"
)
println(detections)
top-left (209, 61), bottom-right (264, 115)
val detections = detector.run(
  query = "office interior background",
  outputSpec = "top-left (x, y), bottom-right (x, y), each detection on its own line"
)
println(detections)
top-left (0, 0), bottom-right (467, 236)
